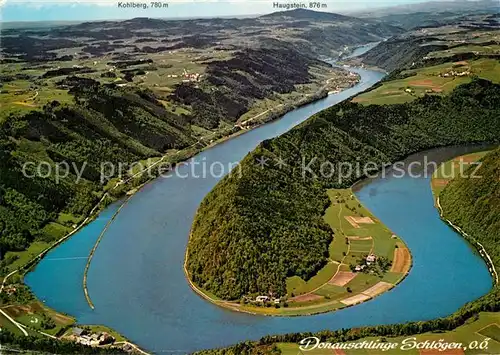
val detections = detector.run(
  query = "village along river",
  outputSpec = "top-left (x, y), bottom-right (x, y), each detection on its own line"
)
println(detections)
top-left (25, 46), bottom-right (492, 353)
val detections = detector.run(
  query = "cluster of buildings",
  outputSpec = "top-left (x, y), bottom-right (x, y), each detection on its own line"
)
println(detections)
top-left (181, 69), bottom-right (202, 82)
top-left (3, 285), bottom-right (17, 296)
top-left (72, 327), bottom-right (115, 346)
top-left (165, 69), bottom-right (202, 83)
top-left (254, 295), bottom-right (281, 304)
top-left (439, 69), bottom-right (471, 77)
top-left (354, 254), bottom-right (377, 272)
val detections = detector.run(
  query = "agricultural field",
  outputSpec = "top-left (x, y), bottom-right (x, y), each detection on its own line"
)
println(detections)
top-left (0, 48), bottom-right (211, 120)
top-left (203, 189), bottom-right (410, 316)
top-left (355, 25), bottom-right (500, 105)
top-left (231, 189), bottom-right (411, 316)
top-left (427, 44), bottom-right (500, 59)
top-left (285, 189), bottom-right (409, 306)
top-left (353, 58), bottom-right (500, 105)
top-left (0, 78), bottom-right (73, 119)
top-left (277, 312), bottom-right (500, 354)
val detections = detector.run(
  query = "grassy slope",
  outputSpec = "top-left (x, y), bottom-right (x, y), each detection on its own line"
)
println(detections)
top-left (287, 189), bottom-right (406, 298)
top-left (354, 58), bottom-right (500, 105)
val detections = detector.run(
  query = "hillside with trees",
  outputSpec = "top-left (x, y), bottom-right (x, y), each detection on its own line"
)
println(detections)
top-left (170, 45), bottom-right (328, 129)
top-left (193, 147), bottom-right (500, 355)
top-left (440, 148), bottom-right (500, 272)
top-left (359, 13), bottom-right (499, 72)
top-left (0, 9), bottom-right (406, 273)
top-left (186, 79), bottom-right (500, 300)
top-left (0, 8), bottom-right (409, 284)
top-left (0, 80), bottom-right (195, 268)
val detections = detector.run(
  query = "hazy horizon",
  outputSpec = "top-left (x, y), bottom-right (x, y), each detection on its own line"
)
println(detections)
top-left (1, 0), bottom-right (494, 23)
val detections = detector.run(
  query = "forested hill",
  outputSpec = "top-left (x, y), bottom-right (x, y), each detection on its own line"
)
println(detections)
top-left (186, 79), bottom-right (500, 300)
top-left (0, 80), bottom-right (194, 268)
top-left (193, 146), bottom-right (500, 355)
top-left (171, 46), bottom-right (326, 129)
top-left (359, 13), bottom-right (499, 72)
top-left (440, 148), bottom-right (500, 271)
top-left (0, 8), bottom-right (404, 274)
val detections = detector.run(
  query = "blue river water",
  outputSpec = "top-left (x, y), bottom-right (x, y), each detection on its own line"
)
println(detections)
top-left (25, 51), bottom-right (492, 354)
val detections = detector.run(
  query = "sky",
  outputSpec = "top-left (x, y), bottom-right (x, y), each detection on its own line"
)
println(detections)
top-left (0, 0), bottom-right (459, 23)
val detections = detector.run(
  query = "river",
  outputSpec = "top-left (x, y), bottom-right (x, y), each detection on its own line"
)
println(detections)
top-left (25, 46), bottom-right (492, 354)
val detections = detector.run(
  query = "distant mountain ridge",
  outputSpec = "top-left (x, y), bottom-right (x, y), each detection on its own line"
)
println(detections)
top-left (352, 0), bottom-right (499, 17)
top-left (259, 8), bottom-right (354, 22)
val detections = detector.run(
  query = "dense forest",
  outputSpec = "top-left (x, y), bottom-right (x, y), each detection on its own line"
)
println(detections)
top-left (193, 147), bottom-right (500, 355)
top-left (0, 80), bottom-right (195, 267)
top-left (440, 147), bottom-right (500, 273)
top-left (186, 79), bottom-right (500, 300)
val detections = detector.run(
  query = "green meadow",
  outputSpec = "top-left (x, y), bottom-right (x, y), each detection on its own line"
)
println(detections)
top-left (427, 44), bottom-right (500, 59)
top-left (218, 189), bottom-right (409, 316)
top-left (353, 59), bottom-right (500, 105)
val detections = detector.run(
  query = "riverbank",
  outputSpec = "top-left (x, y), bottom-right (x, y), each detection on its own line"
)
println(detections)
top-left (184, 188), bottom-right (412, 317)
top-left (0, 297), bottom-right (149, 354)
top-left (0, 62), bottom-right (366, 351)
top-left (193, 146), bottom-right (499, 355)
top-left (0, 63), bottom-right (356, 289)
top-left (431, 150), bottom-right (499, 285)
top-left (268, 311), bottom-right (500, 355)
top-left (25, 107), bottom-right (494, 353)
